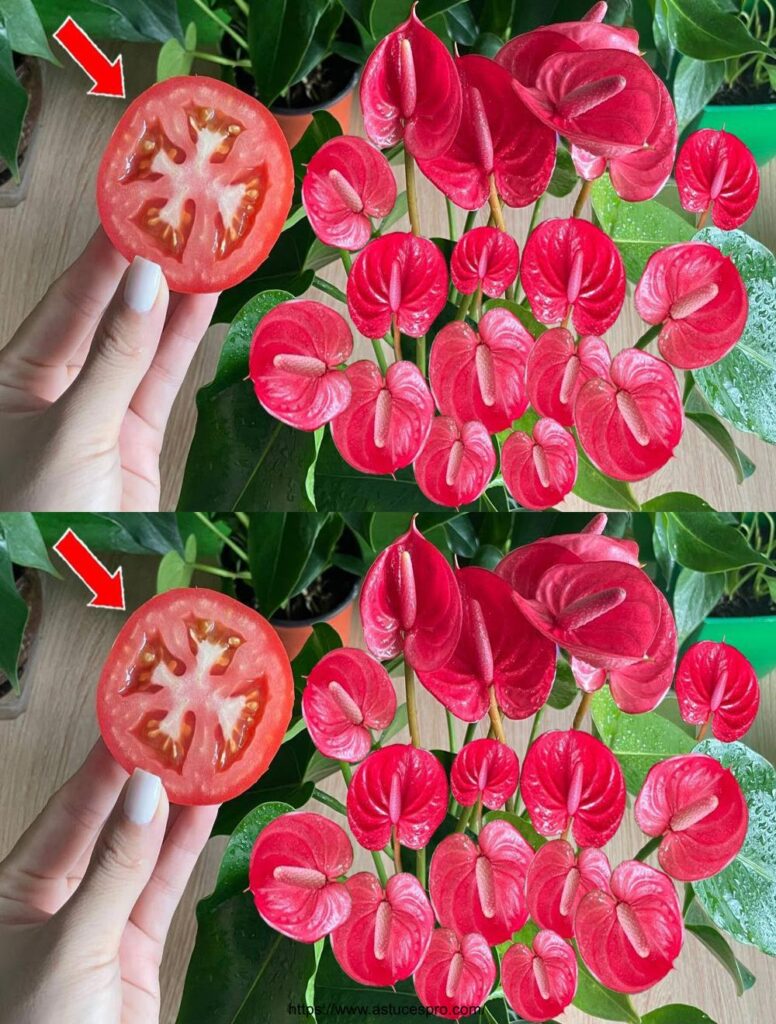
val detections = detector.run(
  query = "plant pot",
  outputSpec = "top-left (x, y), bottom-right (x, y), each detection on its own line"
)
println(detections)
top-left (698, 102), bottom-right (776, 166)
top-left (696, 613), bottom-right (776, 678)
top-left (270, 577), bottom-right (359, 661)
top-left (270, 68), bottom-right (359, 149)
top-left (0, 569), bottom-right (43, 719)
top-left (0, 56), bottom-right (43, 208)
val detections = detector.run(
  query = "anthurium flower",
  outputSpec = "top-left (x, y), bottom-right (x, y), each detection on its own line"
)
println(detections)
top-left (676, 129), bottom-right (760, 229)
top-left (429, 820), bottom-right (533, 945)
top-left (331, 871), bottom-right (434, 986)
top-left (450, 738), bottom-right (520, 810)
top-left (574, 348), bottom-right (683, 481)
top-left (249, 812), bottom-right (353, 942)
top-left (413, 929), bottom-right (496, 1020)
top-left (450, 227), bottom-right (519, 298)
top-left (429, 309), bottom-right (532, 433)
top-left (416, 566), bottom-right (556, 722)
top-left (359, 518), bottom-right (462, 671)
top-left (359, 5), bottom-right (462, 159)
top-left (635, 242), bottom-right (748, 370)
top-left (249, 300), bottom-right (352, 430)
top-left (302, 136), bottom-right (397, 250)
top-left (575, 860), bottom-right (684, 993)
top-left (417, 53), bottom-right (555, 210)
top-left (527, 839), bottom-right (611, 938)
top-left (414, 417), bottom-right (496, 507)
top-left (347, 232), bottom-right (448, 340)
top-left (526, 328), bottom-right (611, 426)
top-left (634, 754), bottom-right (748, 882)
top-left (502, 929), bottom-right (578, 1022)
top-left (502, 417), bottom-right (578, 510)
top-left (521, 730), bottom-right (625, 847)
top-left (675, 641), bottom-right (760, 741)
top-left (521, 218), bottom-right (625, 335)
top-left (330, 360), bottom-right (433, 476)
top-left (302, 648), bottom-right (396, 762)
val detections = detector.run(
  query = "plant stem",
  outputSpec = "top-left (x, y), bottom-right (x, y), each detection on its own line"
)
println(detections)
top-left (232, 0), bottom-right (250, 16)
top-left (340, 761), bottom-right (353, 786)
top-left (446, 197), bottom-right (458, 240)
top-left (312, 275), bottom-right (347, 303)
top-left (697, 718), bottom-right (711, 742)
top-left (463, 209), bottom-right (478, 234)
top-left (634, 835), bottom-right (662, 862)
top-left (193, 512), bottom-right (249, 563)
top-left (190, 562), bottom-right (251, 580)
top-left (340, 249), bottom-right (352, 274)
top-left (416, 847), bottom-right (426, 888)
top-left (572, 178), bottom-right (593, 219)
top-left (487, 687), bottom-right (507, 744)
top-left (416, 335), bottom-right (427, 376)
top-left (455, 803), bottom-right (474, 833)
top-left (446, 710), bottom-right (458, 753)
top-left (312, 787), bottom-right (347, 816)
top-left (371, 338), bottom-right (389, 375)
top-left (190, 0), bottom-right (249, 50)
top-left (234, 511), bottom-right (250, 529)
top-left (392, 828), bottom-right (403, 873)
top-left (572, 691), bottom-right (594, 731)
top-left (455, 291), bottom-right (473, 321)
top-left (392, 319), bottom-right (402, 361)
top-left (463, 721), bottom-right (478, 746)
top-left (487, 175), bottom-right (507, 231)
top-left (190, 50), bottom-right (251, 68)
top-left (697, 206), bottom-right (710, 230)
top-left (635, 323), bottom-right (662, 350)
top-left (372, 850), bottom-right (389, 887)
top-left (404, 148), bottom-right (421, 235)
top-left (404, 660), bottom-right (421, 747)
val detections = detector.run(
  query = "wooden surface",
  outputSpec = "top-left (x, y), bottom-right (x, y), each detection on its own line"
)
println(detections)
top-left (1, 49), bottom-right (776, 511)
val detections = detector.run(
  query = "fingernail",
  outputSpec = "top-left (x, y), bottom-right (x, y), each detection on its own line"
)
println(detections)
top-left (124, 769), bottom-right (162, 825)
top-left (124, 256), bottom-right (161, 313)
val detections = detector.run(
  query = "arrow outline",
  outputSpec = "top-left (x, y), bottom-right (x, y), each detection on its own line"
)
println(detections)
top-left (53, 529), bottom-right (126, 610)
top-left (53, 16), bottom-right (125, 98)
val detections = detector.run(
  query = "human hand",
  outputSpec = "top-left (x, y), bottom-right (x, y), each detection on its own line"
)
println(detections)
top-left (0, 740), bottom-right (218, 1024)
top-left (0, 228), bottom-right (219, 511)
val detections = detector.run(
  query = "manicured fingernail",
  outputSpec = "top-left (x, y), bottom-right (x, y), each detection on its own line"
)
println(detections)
top-left (124, 769), bottom-right (162, 824)
top-left (124, 256), bottom-right (161, 313)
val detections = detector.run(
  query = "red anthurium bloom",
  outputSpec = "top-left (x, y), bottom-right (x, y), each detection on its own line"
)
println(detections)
top-left (521, 218), bottom-right (625, 335)
top-left (527, 840), bottom-right (611, 938)
top-left (302, 648), bottom-right (396, 762)
top-left (429, 820), bottom-right (533, 945)
top-left (429, 309), bottom-right (532, 434)
top-left (249, 300), bottom-right (352, 431)
top-left (331, 360), bottom-right (433, 476)
top-left (635, 754), bottom-right (748, 882)
top-left (360, 518), bottom-right (462, 671)
top-left (502, 418), bottom-right (578, 510)
top-left (359, 5), bottom-right (462, 159)
top-left (676, 129), bottom-right (760, 229)
top-left (575, 860), bottom-right (684, 993)
top-left (417, 566), bottom-right (556, 722)
top-left (502, 930), bottom-right (578, 1022)
top-left (675, 641), bottom-right (760, 742)
top-left (526, 328), bottom-right (611, 426)
top-left (413, 929), bottom-right (496, 1020)
top-left (635, 242), bottom-right (748, 370)
top-left (414, 417), bottom-right (496, 507)
top-left (575, 348), bottom-right (683, 481)
top-left (331, 871), bottom-right (434, 987)
top-left (450, 227), bottom-right (519, 298)
top-left (347, 744), bottom-right (448, 852)
top-left (417, 54), bottom-right (555, 210)
top-left (570, 656), bottom-right (606, 693)
top-left (302, 136), bottom-right (397, 250)
top-left (451, 738), bottom-right (519, 810)
top-left (249, 812), bottom-right (353, 942)
top-left (347, 232), bottom-right (448, 340)
top-left (521, 730), bottom-right (625, 847)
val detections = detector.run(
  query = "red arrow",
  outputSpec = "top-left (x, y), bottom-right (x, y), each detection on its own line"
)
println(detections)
top-left (53, 530), bottom-right (126, 610)
top-left (53, 17), bottom-right (125, 97)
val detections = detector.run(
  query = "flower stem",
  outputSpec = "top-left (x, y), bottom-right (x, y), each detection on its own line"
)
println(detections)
top-left (190, 563), bottom-right (251, 580)
top-left (416, 335), bottom-right (427, 376)
top-left (190, 50), bottom-right (251, 68)
top-left (635, 323), bottom-right (662, 350)
top-left (340, 249), bottom-right (352, 274)
top-left (190, 0), bottom-right (249, 50)
top-left (404, 659), bottom-right (421, 747)
top-left (416, 847), bottom-right (426, 888)
top-left (698, 206), bottom-right (710, 230)
top-left (392, 827), bottom-right (403, 873)
top-left (572, 178), bottom-right (593, 219)
top-left (446, 197), bottom-right (458, 240)
top-left (463, 209), bottom-right (478, 234)
top-left (487, 175), bottom-right (507, 231)
top-left (392, 319), bottom-right (402, 361)
top-left (232, 0), bottom-right (249, 15)
top-left (455, 291), bottom-right (473, 322)
top-left (698, 718), bottom-right (711, 742)
top-left (312, 275), bottom-right (347, 304)
top-left (487, 687), bottom-right (507, 744)
top-left (463, 721), bottom-right (478, 746)
top-left (339, 761), bottom-right (353, 785)
top-left (634, 835), bottom-right (662, 862)
top-left (572, 691), bottom-right (594, 731)
top-left (404, 148), bottom-right (421, 236)
top-left (446, 709), bottom-right (458, 753)
top-left (193, 512), bottom-right (249, 563)
top-left (455, 803), bottom-right (474, 833)
top-left (371, 338), bottom-right (389, 375)
top-left (312, 787), bottom-right (347, 816)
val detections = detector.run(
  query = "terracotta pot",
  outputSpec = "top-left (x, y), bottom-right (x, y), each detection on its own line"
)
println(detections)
top-left (0, 569), bottom-right (43, 719)
top-left (271, 70), bottom-right (359, 149)
top-left (270, 580), bottom-right (359, 661)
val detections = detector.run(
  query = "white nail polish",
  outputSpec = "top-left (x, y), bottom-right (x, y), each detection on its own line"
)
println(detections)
top-left (124, 256), bottom-right (161, 313)
top-left (124, 768), bottom-right (162, 824)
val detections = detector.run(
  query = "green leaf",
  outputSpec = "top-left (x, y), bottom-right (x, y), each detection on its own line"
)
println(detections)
top-left (693, 739), bottom-right (776, 956)
top-left (660, 511), bottom-right (768, 572)
top-left (484, 297), bottom-right (543, 338)
top-left (641, 1007), bottom-right (717, 1024)
top-left (640, 493), bottom-right (713, 511)
top-left (0, 535), bottom-right (29, 692)
top-left (313, 939), bottom-right (424, 1022)
top-left (685, 389), bottom-right (755, 484)
top-left (382, 189), bottom-right (408, 231)
top-left (0, 19), bottom-right (29, 180)
top-left (653, 0), bottom-right (675, 72)
top-left (547, 143), bottom-right (578, 198)
top-left (672, 567), bottom-right (725, 642)
top-left (368, 0), bottom-right (468, 38)
top-left (34, 513), bottom-right (182, 555)
top-left (485, 809), bottom-right (546, 850)
top-left (177, 0), bottom-right (227, 46)
top-left (291, 620), bottom-right (342, 697)
top-left (247, 513), bottom-right (330, 617)
top-left (548, 657), bottom-right (578, 710)
top-left (381, 701), bottom-right (408, 743)
top-left (2, 0), bottom-right (57, 62)
top-left (573, 445), bottom-right (641, 510)
top-left (685, 901), bottom-right (756, 996)
top-left (673, 56), bottom-right (725, 131)
top-left (662, 0), bottom-right (768, 60)
top-left (156, 535), bottom-right (196, 593)
top-left (156, 20), bottom-right (196, 79)
top-left (247, 0), bottom-right (334, 106)
top-left (291, 109), bottom-right (342, 189)
top-left (0, 513), bottom-right (57, 575)
top-left (574, 956), bottom-right (642, 1023)
top-left (37, 0), bottom-right (181, 42)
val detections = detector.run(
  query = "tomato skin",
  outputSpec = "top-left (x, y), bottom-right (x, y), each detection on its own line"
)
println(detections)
top-left (96, 588), bottom-right (293, 805)
top-left (97, 76), bottom-right (293, 293)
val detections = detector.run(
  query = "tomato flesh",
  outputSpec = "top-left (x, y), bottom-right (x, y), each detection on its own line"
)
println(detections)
top-left (97, 588), bottom-right (293, 805)
top-left (97, 76), bottom-right (293, 293)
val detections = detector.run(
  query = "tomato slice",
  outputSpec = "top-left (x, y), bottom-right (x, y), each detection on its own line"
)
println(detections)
top-left (96, 76), bottom-right (293, 293)
top-left (96, 588), bottom-right (293, 805)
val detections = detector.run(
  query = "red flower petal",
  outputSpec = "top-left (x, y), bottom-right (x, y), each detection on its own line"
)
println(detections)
top-left (413, 929), bottom-right (496, 1020)
top-left (502, 929), bottom-right (578, 1021)
top-left (675, 641), bottom-right (760, 742)
top-left (527, 839), bottom-right (611, 938)
top-left (635, 242), bottom-right (748, 370)
top-left (502, 418), bottom-right (578, 510)
top-left (450, 227), bottom-right (519, 298)
top-left (676, 129), bottom-right (760, 230)
top-left (414, 417), bottom-right (496, 507)
top-left (302, 648), bottom-right (397, 762)
top-left (249, 300), bottom-right (352, 430)
top-left (359, 6), bottom-right (462, 159)
top-left (575, 861), bottom-right (684, 993)
top-left (360, 518), bottom-right (463, 671)
top-left (521, 730), bottom-right (626, 847)
top-left (526, 328), bottom-right (611, 426)
top-left (607, 590), bottom-right (677, 713)
top-left (429, 820), bottom-right (533, 945)
top-left (570, 656), bottom-right (607, 693)
top-left (249, 812), bottom-right (353, 942)
top-left (575, 348), bottom-right (683, 481)
top-left (429, 309), bottom-right (532, 433)
top-left (571, 144), bottom-right (607, 181)
top-left (521, 218), bottom-right (625, 335)
top-left (331, 360), bottom-right (433, 476)
top-left (450, 738), bottom-right (520, 810)
top-left (347, 232), bottom-right (448, 339)
top-left (608, 78), bottom-right (677, 201)
top-left (331, 871), bottom-right (434, 986)
top-left (635, 754), bottom-right (748, 882)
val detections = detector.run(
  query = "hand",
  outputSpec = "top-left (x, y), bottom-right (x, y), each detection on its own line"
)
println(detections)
top-left (0, 229), bottom-right (219, 511)
top-left (0, 741), bottom-right (218, 1024)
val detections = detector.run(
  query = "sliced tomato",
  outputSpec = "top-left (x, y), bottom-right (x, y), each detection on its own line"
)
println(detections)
top-left (96, 588), bottom-right (293, 805)
top-left (96, 76), bottom-right (293, 293)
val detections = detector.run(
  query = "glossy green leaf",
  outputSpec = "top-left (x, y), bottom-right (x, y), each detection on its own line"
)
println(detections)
top-left (156, 534), bottom-right (196, 593)
top-left (247, 513), bottom-right (330, 617)
top-left (642, 1007), bottom-right (717, 1024)
top-left (660, 511), bottom-right (768, 572)
top-left (291, 110), bottom-right (342, 191)
top-left (0, 20), bottom-right (28, 180)
top-left (573, 445), bottom-right (641, 511)
top-left (0, 534), bottom-right (29, 692)
top-left (368, 0), bottom-right (468, 38)
top-left (685, 900), bottom-right (756, 996)
top-left (547, 144), bottom-right (578, 198)
top-left (381, 701), bottom-right (408, 743)
top-left (313, 940), bottom-right (425, 1022)
top-left (662, 0), bottom-right (768, 60)
top-left (685, 389), bottom-right (755, 484)
top-left (673, 56), bottom-right (725, 131)
top-left (574, 956), bottom-right (641, 1023)
top-left (37, 0), bottom-right (180, 41)
top-left (548, 657), bottom-right (578, 710)
top-left (641, 493), bottom-right (713, 511)
top-left (247, 0), bottom-right (334, 106)
top-left (156, 20), bottom-right (195, 79)
top-left (0, 513), bottom-right (57, 575)
top-left (34, 512), bottom-right (182, 555)
top-left (382, 189), bottom-right (408, 231)
top-left (672, 567), bottom-right (725, 642)
top-left (2, 0), bottom-right (57, 61)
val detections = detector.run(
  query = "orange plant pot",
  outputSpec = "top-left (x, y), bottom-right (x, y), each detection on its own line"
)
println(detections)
top-left (271, 71), bottom-right (359, 150)
top-left (270, 585), bottom-right (358, 661)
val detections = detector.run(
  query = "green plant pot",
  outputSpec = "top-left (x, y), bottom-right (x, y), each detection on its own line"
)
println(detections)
top-left (698, 103), bottom-right (776, 165)
top-left (696, 614), bottom-right (776, 677)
